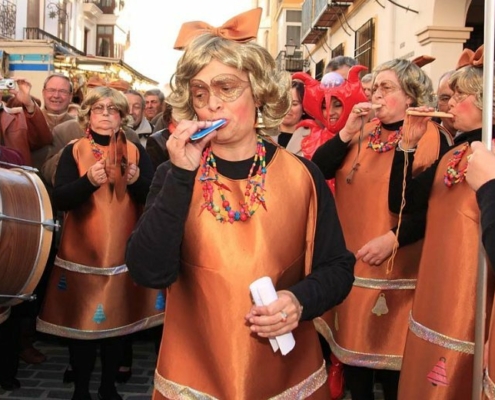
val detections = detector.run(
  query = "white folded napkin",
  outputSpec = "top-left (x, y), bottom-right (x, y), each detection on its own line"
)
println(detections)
top-left (249, 276), bottom-right (296, 355)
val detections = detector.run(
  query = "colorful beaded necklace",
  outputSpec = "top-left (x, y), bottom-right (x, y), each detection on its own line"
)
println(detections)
top-left (199, 135), bottom-right (267, 224)
top-left (85, 127), bottom-right (105, 161)
top-left (444, 142), bottom-right (469, 188)
top-left (367, 125), bottom-right (402, 153)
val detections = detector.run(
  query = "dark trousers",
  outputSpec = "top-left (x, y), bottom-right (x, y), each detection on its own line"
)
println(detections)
top-left (0, 311), bottom-right (21, 383)
top-left (344, 364), bottom-right (400, 400)
top-left (69, 336), bottom-right (123, 396)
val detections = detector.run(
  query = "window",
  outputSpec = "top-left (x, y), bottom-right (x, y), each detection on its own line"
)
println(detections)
top-left (354, 19), bottom-right (374, 72)
top-left (332, 43), bottom-right (344, 58)
top-left (97, 25), bottom-right (114, 57)
top-left (285, 10), bottom-right (302, 47)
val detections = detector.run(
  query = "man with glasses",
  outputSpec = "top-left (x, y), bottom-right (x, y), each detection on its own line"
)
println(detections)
top-left (29, 74), bottom-right (75, 171)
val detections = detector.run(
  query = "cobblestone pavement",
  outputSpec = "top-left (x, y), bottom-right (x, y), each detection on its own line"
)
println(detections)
top-left (0, 333), bottom-right (156, 400)
top-left (1, 333), bottom-right (384, 400)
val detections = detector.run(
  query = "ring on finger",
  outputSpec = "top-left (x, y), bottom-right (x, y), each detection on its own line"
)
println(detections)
top-left (354, 107), bottom-right (362, 114)
top-left (172, 135), bottom-right (180, 140)
top-left (280, 311), bottom-right (288, 323)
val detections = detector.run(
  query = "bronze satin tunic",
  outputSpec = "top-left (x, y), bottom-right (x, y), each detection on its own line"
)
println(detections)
top-left (315, 121), bottom-right (441, 370)
top-left (153, 149), bottom-right (329, 400)
top-left (37, 138), bottom-right (164, 339)
top-left (398, 144), bottom-right (493, 400)
top-left (485, 295), bottom-right (495, 399)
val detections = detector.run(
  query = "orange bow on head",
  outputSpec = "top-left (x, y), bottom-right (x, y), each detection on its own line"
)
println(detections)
top-left (173, 7), bottom-right (262, 50)
top-left (412, 55), bottom-right (436, 68)
top-left (456, 45), bottom-right (484, 69)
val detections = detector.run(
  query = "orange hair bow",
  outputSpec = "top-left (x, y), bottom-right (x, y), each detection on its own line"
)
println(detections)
top-left (173, 7), bottom-right (262, 50)
top-left (456, 45), bottom-right (484, 69)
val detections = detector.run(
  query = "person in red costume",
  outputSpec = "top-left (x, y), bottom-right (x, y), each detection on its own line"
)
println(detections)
top-left (292, 65), bottom-right (368, 193)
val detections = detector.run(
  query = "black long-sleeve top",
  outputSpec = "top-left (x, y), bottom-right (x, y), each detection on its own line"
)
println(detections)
top-left (387, 128), bottom-right (494, 246)
top-left (126, 141), bottom-right (356, 321)
top-left (389, 128), bottom-right (484, 215)
top-left (477, 179), bottom-right (495, 269)
top-left (53, 131), bottom-right (154, 211)
top-left (312, 121), bottom-right (451, 246)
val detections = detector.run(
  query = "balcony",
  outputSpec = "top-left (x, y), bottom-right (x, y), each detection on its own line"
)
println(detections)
top-left (83, 0), bottom-right (103, 18)
top-left (301, 0), bottom-right (354, 45)
top-left (276, 50), bottom-right (308, 73)
top-left (24, 28), bottom-right (85, 55)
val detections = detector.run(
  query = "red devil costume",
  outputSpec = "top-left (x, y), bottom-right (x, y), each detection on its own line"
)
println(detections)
top-left (292, 66), bottom-right (368, 193)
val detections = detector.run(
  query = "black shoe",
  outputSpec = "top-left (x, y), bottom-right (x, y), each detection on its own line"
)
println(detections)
top-left (97, 388), bottom-right (122, 400)
top-left (115, 369), bottom-right (132, 383)
top-left (0, 378), bottom-right (21, 391)
top-left (71, 390), bottom-right (92, 400)
top-left (63, 367), bottom-right (75, 383)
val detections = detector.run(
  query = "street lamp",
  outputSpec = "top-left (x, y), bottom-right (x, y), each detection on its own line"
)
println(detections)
top-left (285, 39), bottom-right (297, 58)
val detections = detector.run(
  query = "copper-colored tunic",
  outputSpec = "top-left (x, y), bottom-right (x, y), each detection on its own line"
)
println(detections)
top-left (315, 121), bottom-right (442, 370)
top-left (398, 143), bottom-right (493, 399)
top-left (37, 137), bottom-right (164, 339)
top-left (485, 298), bottom-right (495, 399)
top-left (153, 149), bottom-right (329, 400)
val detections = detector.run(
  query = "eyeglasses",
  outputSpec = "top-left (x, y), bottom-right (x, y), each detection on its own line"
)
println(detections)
top-left (190, 74), bottom-right (251, 109)
top-left (451, 91), bottom-right (471, 104)
top-left (91, 104), bottom-right (120, 115)
top-left (43, 88), bottom-right (71, 96)
top-left (371, 82), bottom-right (401, 97)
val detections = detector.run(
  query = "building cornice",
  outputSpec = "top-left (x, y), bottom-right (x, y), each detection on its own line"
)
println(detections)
top-left (416, 26), bottom-right (473, 45)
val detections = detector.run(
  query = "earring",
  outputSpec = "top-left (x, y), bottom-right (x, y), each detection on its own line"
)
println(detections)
top-left (254, 107), bottom-right (265, 129)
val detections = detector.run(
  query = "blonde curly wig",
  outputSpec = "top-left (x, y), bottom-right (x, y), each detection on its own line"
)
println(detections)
top-left (167, 34), bottom-right (292, 133)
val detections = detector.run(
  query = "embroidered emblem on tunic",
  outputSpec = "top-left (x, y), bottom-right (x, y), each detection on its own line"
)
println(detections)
top-left (427, 357), bottom-right (449, 387)
top-left (372, 293), bottom-right (389, 316)
top-left (58, 274), bottom-right (67, 290)
top-left (155, 291), bottom-right (165, 311)
top-left (93, 304), bottom-right (106, 324)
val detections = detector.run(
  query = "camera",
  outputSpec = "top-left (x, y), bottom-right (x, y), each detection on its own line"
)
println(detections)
top-left (0, 79), bottom-right (15, 90)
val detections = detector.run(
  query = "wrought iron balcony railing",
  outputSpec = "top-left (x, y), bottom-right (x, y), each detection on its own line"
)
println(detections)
top-left (24, 28), bottom-right (85, 55)
top-left (276, 51), bottom-right (309, 73)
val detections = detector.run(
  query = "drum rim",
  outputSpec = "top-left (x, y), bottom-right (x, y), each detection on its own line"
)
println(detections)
top-left (0, 168), bottom-right (53, 306)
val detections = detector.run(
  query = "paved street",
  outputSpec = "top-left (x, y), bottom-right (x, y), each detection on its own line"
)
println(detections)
top-left (0, 333), bottom-right (384, 400)
top-left (0, 333), bottom-right (156, 400)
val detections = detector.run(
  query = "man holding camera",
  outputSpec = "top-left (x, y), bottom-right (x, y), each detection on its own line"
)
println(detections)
top-left (0, 76), bottom-right (52, 167)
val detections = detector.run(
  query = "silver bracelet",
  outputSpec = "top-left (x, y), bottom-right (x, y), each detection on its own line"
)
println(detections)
top-left (396, 140), bottom-right (417, 153)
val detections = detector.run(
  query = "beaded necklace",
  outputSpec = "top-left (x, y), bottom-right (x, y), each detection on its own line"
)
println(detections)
top-left (85, 127), bottom-right (105, 161)
top-left (367, 125), bottom-right (402, 153)
top-left (444, 142), bottom-right (469, 188)
top-left (199, 135), bottom-right (267, 224)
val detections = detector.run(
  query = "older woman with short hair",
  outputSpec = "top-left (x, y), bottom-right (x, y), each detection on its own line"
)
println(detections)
top-left (312, 57), bottom-right (452, 399)
top-left (37, 86), bottom-right (163, 400)
top-left (391, 45), bottom-right (495, 400)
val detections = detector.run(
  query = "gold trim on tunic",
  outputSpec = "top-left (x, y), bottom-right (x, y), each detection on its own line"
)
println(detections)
top-left (353, 276), bottom-right (416, 290)
top-left (484, 368), bottom-right (495, 400)
top-left (55, 256), bottom-right (128, 275)
top-left (154, 361), bottom-right (327, 400)
top-left (36, 313), bottom-right (163, 339)
top-left (314, 317), bottom-right (402, 370)
top-left (409, 312), bottom-right (474, 354)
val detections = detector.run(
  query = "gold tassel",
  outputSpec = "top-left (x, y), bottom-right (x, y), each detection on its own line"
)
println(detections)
top-left (254, 107), bottom-right (265, 129)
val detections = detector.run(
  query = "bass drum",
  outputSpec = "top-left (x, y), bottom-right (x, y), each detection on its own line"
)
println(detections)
top-left (0, 167), bottom-right (54, 307)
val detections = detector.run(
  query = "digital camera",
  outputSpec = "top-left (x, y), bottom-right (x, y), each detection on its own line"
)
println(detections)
top-left (0, 79), bottom-right (15, 90)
